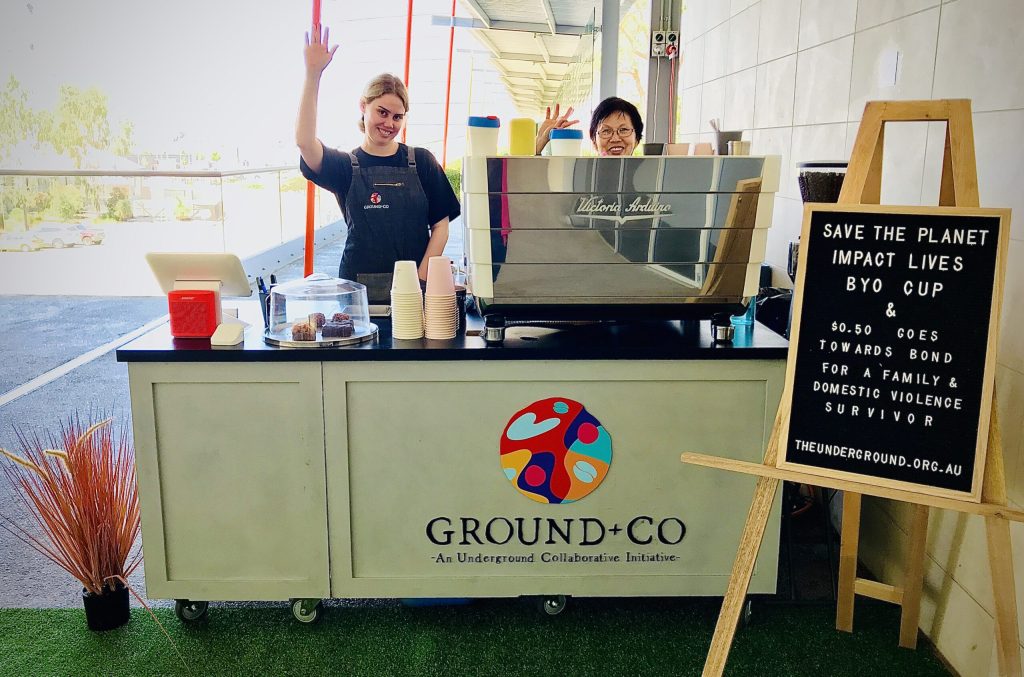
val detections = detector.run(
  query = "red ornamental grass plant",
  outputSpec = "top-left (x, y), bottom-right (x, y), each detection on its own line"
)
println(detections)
top-left (0, 416), bottom-right (142, 596)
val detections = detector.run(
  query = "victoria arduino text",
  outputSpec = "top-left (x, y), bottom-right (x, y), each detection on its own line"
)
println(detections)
top-left (426, 515), bottom-right (687, 547)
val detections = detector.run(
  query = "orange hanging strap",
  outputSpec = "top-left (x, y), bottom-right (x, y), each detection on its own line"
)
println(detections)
top-left (305, 0), bottom-right (322, 277)
top-left (401, 0), bottom-right (413, 143)
top-left (441, 0), bottom-right (455, 168)
top-left (304, 180), bottom-right (315, 276)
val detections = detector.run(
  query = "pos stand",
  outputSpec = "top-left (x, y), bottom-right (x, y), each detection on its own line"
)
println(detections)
top-left (145, 252), bottom-right (254, 338)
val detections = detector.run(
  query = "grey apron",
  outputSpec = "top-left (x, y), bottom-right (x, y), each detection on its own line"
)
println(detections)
top-left (341, 146), bottom-right (430, 302)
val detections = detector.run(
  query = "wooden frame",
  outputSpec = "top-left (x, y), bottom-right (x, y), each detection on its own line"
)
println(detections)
top-left (776, 202), bottom-right (1010, 503)
top-left (682, 100), bottom-right (1022, 677)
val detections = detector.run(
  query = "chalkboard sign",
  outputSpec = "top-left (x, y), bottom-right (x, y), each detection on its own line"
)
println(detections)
top-left (778, 204), bottom-right (1010, 501)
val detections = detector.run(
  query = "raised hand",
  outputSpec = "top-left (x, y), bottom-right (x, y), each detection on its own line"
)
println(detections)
top-left (304, 24), bottom-right (338, 77)
top-left (535, 103), bottom-right (579, 155)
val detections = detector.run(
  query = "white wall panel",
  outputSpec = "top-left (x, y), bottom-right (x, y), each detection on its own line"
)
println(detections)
top-left (933, 0), bottom-right (1024, 111)
top-left (681, 36), bottom-right (705, 90)
top-left (754, 54), bottom-right (797, 128)
top-left (758, 0), bottom-right (800, 62)
top-left (699, 77), bottom-right (726, 137)
top-left (726, 5), bottom-right (761, 75)
top-left (995, 362), bottom-right (1024, 505)
top-left (724, 68), bottom-right (757, 131)
top-left (847, 9), bottom-right (940, 120)
top-left (731, 0), bottom-right (758, 17)
top-left (678, 85), bottom-right (704, 135)
top-left (703, 22), bottom-right (729, 82)
top-left (998, 240), bottom-right (1024, 375)
top-left (857, 0), bottom-right (940, 31)
top-left (681, 0), bottom-right (708, 43)
top-left (793, 37), bottom-right (854, 125)
top-left (798, 0), bottom-right (858, 49)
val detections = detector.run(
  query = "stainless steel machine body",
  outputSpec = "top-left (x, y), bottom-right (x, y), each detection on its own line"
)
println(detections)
top-left (462, 155), bottom-right (781, 322)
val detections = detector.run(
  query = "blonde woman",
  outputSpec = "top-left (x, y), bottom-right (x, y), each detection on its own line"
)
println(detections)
top-left (296, 25), bottom-right (459, 289)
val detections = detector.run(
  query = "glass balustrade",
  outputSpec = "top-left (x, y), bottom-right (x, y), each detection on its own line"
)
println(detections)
top-left (0, 168), bottom-right (343, 295)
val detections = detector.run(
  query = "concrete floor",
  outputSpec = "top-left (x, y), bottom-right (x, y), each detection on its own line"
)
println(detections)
top-left (0, 237), bottom-right (346, 608)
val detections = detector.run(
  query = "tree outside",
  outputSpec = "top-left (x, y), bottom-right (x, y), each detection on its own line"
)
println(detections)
top-left (0, 77), bottom-right (137, 231)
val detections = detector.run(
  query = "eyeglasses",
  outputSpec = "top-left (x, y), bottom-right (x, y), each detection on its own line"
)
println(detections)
top-left (596, 127), bottom-right (634, 140)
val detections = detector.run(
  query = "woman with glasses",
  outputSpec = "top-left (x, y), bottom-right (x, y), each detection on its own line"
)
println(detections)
top-left (535, 97), bottom-right (644, 157)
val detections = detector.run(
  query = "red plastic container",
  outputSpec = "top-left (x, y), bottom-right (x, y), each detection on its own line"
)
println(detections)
top-left (167, 289), bottom-right (219, 338)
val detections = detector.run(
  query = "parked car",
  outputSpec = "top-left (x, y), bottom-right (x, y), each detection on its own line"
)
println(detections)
top-left (30, 225), bottom-right (88, 248)
top-left (0, 232), bottom-right (44, 252)
top-left (72, 224), bottom-right (106, 245)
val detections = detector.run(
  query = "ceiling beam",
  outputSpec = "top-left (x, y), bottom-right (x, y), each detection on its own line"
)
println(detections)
top-left (486, 47), bottom-right (573, 65)
top-left (533, 33), bottom-right (551, 64)
top-left (430, 15), bottom-right (589, 35)
top-left (500, 76), bottom-right (559, 94)
top-left (500, 69), bottom-right (552, 80)
top-left (459, 0), bottom-right (492, 28)
top-left (471, 29), bottom-right (502, 60)
top-left (491, 59), bottom-right (559, 83)
top-left (539, 0), bottom-right (557, 35)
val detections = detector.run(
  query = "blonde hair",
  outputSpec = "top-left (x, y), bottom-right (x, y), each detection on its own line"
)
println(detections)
top-left (358, 73), bottom-right (410, 132)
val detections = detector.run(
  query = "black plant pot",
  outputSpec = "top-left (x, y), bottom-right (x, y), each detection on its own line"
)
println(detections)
top-left (82, 583), bottom-right (130, 631)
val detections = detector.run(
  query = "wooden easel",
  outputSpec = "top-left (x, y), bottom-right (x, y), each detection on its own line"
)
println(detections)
top-left (836, 100), bottom-right (980, 649)
top-left (683, 100), bottom-right (1023, 677)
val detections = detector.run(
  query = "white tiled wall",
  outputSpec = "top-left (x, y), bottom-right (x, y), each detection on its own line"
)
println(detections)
top-left (798, 0), bottom-right (857, 48)
top-left (757, 0), bottom-right (800, 62)
top-left (753, 55), bottom-right (797, 128)
top-left (793, 37), bottom-right (854, 125)
top-left (679, 1), bottom-right (1024, 674)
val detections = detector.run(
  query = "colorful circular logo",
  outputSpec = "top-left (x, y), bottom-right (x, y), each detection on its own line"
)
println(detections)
top-left (369, 192), bottom-right (382, 204)
top-left (499, 398), bottom-right (612, 504)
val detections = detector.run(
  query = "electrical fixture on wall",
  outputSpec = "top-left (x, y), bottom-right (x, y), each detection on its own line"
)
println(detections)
top-left (651, 30), bottom-right (666, 56)
top-left (666, 30), bottom-right (678, 57)
top-left (651, 30), bottom-right (679, 58)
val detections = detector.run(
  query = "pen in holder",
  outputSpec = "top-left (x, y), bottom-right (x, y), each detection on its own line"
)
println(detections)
top-left (257, 276), bottom-right (272, 330)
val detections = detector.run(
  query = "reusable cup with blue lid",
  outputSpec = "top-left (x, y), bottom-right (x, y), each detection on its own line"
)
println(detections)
top-left (549, 128), bottom-right (584, 156)
top-left (467, 116), bottom-right (500, 156)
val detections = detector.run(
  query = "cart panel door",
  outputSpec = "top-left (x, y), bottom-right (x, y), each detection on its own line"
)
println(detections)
top-left (130, 362), bottom-right (328, 600)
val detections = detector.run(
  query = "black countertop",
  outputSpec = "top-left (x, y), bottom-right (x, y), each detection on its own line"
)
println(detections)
top-left (116, 302), bottom-right (788, 363)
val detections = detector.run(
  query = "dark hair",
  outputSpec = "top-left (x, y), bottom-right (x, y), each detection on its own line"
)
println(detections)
top-left (589, 97), bottom-right (643, 144)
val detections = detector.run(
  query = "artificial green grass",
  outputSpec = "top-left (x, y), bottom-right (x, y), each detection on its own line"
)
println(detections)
top-left (1, 598), bottom-right (949, 676)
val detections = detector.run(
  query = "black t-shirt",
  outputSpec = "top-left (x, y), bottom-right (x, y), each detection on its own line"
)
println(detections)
top-left (299, 143), bottom-right (460, 227)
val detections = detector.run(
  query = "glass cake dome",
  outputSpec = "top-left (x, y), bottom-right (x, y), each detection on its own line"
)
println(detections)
top-left (264, 273), bottom-right (378, 347)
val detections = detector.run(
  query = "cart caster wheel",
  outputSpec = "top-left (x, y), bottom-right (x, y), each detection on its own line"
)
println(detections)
top-left (290, 598), bottom-right (324, 624)
top-left (174, 599), bottom-right (209, 623)
top-left (537, 595), bottom-right (569, 616)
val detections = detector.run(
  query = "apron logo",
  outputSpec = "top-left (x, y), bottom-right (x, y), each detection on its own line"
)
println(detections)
top-left (363, 192), bottom-right (390, 210)
top-left (499, 398), bottom-right (612, 504)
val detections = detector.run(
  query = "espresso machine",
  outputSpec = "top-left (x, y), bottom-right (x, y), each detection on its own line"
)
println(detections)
top-left (461, 155), bottom-right (781, 344)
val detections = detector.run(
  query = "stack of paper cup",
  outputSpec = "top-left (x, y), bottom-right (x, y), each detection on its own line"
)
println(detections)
top-left (391, 260), bottom-right (424, 340)
top-left (424, 256), bottom-right (458, 340)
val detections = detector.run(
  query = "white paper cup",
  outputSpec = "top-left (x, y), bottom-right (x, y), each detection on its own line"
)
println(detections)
top-left (392, 260), bottom-right (421, 293)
